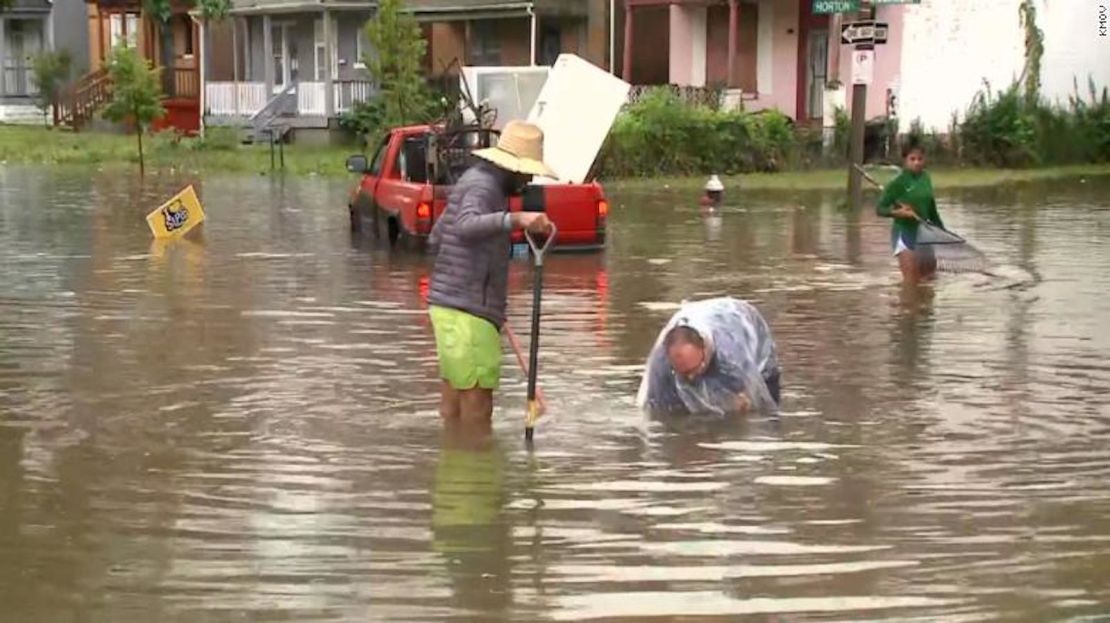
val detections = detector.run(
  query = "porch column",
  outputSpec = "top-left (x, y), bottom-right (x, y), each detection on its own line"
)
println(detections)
top-left (199, 17), bottom-right (207, 133)
top-left (232, 17), bottom-right (240, 114)
top-left (262, 14), bottom-right (274, 95)
top-left (232, 18), bottom-right (240, 82)
top-left (46, 11), bottom-right (55, 51)
top-left (726, 0), bottom-right (738, 88)
top-left (529, 6), bottom-right (537, 66)
top-left (621, 0), bottom-right (633, 82)
top-left (323, 9), bottom-right (334, 117)
top-left (0, 18), bottom-right (6, 97)
top-left (828, 13), bottom-right (841, 84)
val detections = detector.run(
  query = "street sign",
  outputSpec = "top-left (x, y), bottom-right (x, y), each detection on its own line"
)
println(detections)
top-left (851, 49), bottom-right (874, 85)
top-left (813, 0), bottom-right (859, 15)
top-left (841, 21), bottom-right (889, 45)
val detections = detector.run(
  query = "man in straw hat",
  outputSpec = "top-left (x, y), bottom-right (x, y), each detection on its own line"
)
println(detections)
top-left (427, 120), bottom-right (557, 423)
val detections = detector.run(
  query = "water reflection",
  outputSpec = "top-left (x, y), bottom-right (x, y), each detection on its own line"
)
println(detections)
top-left (0, 166), bottom-right (1108, 621)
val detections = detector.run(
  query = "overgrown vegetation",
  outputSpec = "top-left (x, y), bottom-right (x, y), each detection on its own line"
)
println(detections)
top-left (2, 125), bottom-right (1108, 188)
top-left (30, 50), bottom-right (72, 128)
top-left (597, 88), bottom-right (799, 178)
top-left (956, 78), bottom-right (1110, 167)
top-left (102, 46), bottom-right (166, 176)
top-left (340, 0), bottom-right (434, 144)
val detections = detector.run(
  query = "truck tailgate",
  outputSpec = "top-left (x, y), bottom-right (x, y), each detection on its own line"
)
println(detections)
top-left (510, 181), bottom-right (607, 250)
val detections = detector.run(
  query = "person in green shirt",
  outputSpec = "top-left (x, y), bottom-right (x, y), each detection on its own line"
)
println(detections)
top-left (876, 141), bottom-right (944, 284)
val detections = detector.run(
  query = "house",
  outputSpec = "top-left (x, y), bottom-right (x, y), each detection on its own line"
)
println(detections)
top-left (614, 0), bottom-right (1110, 135)
top-left (615, 0), bottom-right (843, 122)
top-left (202, 0), bottom-right (378, 141)
top-left (0, 0), bottom-right (90, 124)
top-left (411, 0), bottom-right (609, 77)
top-left (56, 0), bottom-right (225, 133)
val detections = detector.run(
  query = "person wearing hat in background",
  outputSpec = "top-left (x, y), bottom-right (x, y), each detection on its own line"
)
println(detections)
top-left (427, 120), bottom-right (557, 424)
top-left (699, 175), bottom-right (724, 213)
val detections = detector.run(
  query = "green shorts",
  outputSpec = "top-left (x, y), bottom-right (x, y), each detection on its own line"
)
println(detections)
top-left (429, 305), bottom-right (502, 390)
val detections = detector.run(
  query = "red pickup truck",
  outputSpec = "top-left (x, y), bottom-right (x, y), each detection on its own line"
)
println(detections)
top-left (346, 124), bottom-right (608, 251)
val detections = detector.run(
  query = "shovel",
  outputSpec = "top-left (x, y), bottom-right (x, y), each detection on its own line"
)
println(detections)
top-left (524, 224), bottom-right (557, 443)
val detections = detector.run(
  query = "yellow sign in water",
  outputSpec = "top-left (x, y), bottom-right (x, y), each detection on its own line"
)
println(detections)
top-left (147, 185), bottom-right (205, 240)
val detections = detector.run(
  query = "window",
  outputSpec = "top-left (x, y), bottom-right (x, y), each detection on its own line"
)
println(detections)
top-left (398, 136), bottom-right (428, 183)
top-left (109, 14), bottom-right (123, 48)
top-left (313, 17), bottom-right (339, 80)
top-left (110, 13), bottom-right (139, 49)
top-left (125, 14), bottom-right (139, 48)
top-left (369, 135), bottom-right (390, 176)
top-left (355, 29), bottom-right (368, 69)
top-left (469, 21), bottom-right (501, 65)
top-left (183, 16), bottom-right (195, 56)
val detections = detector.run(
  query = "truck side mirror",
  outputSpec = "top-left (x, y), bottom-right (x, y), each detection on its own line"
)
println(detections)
top-left (346, 155), bottom-right (369, 174)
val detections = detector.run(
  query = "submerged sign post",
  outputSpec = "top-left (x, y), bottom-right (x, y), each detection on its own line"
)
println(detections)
top-left (843, 20), bottom-right (888, 210)
top-left (147, 185), bottom-right (206, 240)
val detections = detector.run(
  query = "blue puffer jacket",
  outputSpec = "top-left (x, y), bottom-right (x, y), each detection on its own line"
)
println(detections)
top-left (428, 162), bottom-right (514, 328)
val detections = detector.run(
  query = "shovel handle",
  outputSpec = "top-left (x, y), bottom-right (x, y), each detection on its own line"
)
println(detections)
top-left (524, 224), bottom-right (558, 266)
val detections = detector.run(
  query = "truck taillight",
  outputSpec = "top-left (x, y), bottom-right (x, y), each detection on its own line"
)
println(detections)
top-left (596, 199), bottom-right (609, 226)
top-left (417, 202), bottom-right (432, 220)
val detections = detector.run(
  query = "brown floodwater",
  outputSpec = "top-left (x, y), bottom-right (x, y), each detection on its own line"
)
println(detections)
top-left (0, 165), bottom-right (1108, 622)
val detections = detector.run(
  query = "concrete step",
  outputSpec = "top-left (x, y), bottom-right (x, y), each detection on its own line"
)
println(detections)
top-left (0, 104), bottom-right (49, 125)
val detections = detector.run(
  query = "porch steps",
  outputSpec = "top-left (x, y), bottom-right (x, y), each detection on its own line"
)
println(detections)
top-left (55, 68), bottom-right (113, 131)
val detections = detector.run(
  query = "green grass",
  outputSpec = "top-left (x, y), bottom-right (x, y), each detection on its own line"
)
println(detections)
top-left (608, 163), bottom-right (1110, 192)
top-left (3, 125), bottom-right (1109, 189)
top-left (0, 125), bottom-right (354, 177)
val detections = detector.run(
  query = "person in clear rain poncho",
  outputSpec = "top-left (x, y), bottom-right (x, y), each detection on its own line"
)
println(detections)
top-left (636, 297), bottom-right (781, 416)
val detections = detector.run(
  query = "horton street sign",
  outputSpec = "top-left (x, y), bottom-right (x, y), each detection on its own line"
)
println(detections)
top-left (814, 0), bottom-right (920, 13)
top-left (813, 0), bottom-right (859, 14)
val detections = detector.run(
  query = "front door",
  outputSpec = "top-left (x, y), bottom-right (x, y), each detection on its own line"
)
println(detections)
top-left (4, 19), bottom-right (43, 96)
top-left (805, 29), bottom-right (829, 121)
top-left (271, 23), bottom-right (293, 92)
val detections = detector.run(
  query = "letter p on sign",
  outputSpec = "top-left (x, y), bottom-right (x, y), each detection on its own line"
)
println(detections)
top-left (852, 50), bottom-right (874, 85)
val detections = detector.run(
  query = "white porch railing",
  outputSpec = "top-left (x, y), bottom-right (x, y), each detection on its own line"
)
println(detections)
top-left (205, 82), bottom-right (268, 116)
top-left (335, 81), bottom-right (375, 113)
top-left (297, 82), bottom-right (327, 116)
top-left (206, 80), bottom-right (375, 117)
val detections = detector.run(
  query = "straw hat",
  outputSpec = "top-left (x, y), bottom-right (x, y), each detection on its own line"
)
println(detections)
top-left (473, 121), bottom-right (558, 179)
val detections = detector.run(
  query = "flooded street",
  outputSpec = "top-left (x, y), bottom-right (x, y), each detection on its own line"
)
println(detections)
top-left (1, 165), bottom-right (1108, 621)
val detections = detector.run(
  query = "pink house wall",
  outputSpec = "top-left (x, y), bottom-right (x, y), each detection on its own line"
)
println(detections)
top-left (743, 0), bottom-right (800, 119)
top-left (668, 5), bottom-right (695, 85)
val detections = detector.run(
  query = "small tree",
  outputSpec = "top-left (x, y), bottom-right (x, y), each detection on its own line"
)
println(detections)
top-left (364, 0), bottom-right (433, 135)
top-left (30, 50), bottom-right (73, 128)
top-left (103, 46), bottom-right (165, 176)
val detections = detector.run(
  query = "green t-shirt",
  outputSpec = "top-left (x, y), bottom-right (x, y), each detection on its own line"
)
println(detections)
top-left (876, 169), bottom-right (944, 243)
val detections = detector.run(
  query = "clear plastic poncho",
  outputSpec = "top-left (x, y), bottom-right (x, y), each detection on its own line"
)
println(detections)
top-left (636, 297), bottom-right (780, 416)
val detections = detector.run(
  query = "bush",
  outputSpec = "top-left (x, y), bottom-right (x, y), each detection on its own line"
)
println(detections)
top-left (955, 77), bottom-right (1110, 168)
top-left (1068, 77), bottom-right (1110, 162)
top-left (596, 87), bottom-right (796, 178)
top-left (960, 81), bottom-right (1037, 167)
top-left (339, 97), bottom-right (386, 146)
